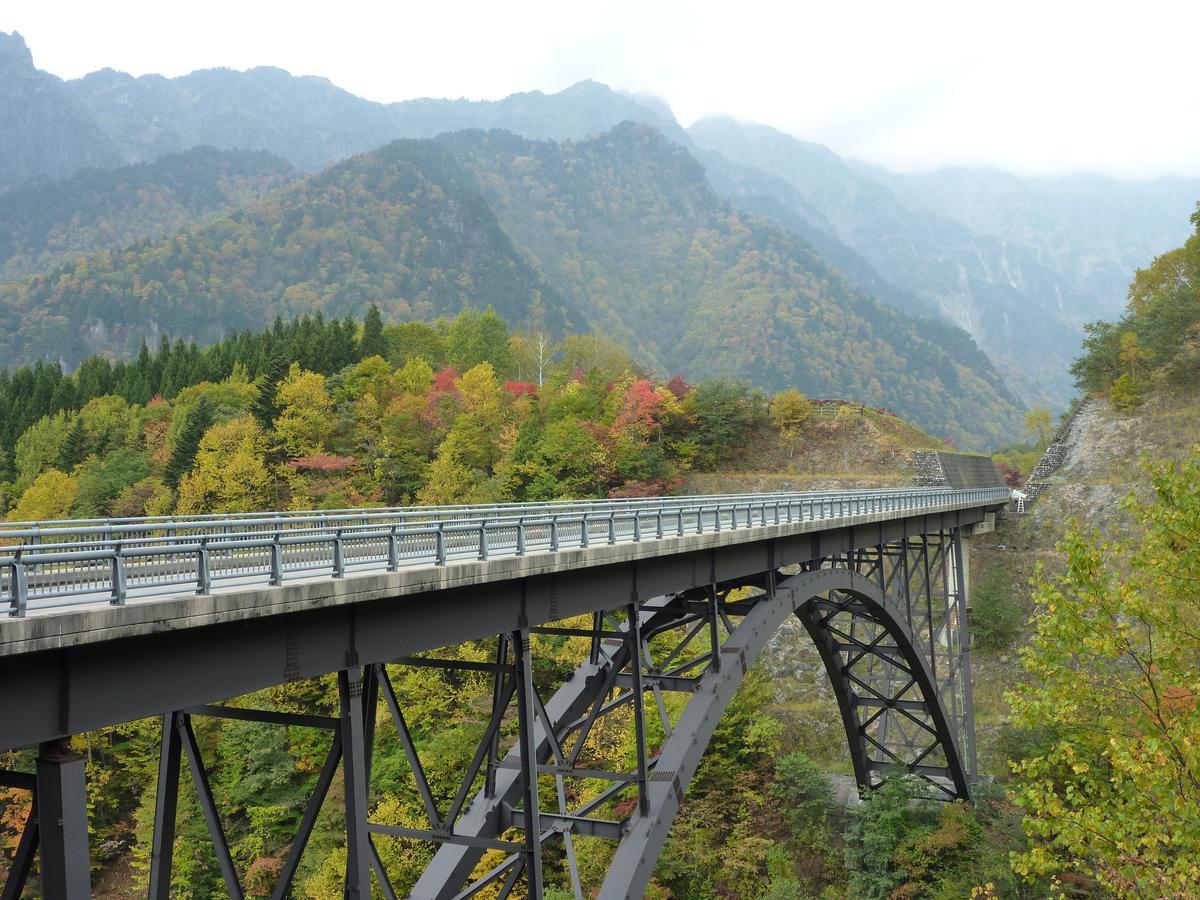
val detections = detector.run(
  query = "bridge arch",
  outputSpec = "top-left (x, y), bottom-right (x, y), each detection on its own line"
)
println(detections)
top-left (408, 540), bottom-right (975, 900)
top-left (598, 565), bottom-right (973, 899)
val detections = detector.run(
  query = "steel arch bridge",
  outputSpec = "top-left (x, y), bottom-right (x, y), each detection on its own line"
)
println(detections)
top-left (0, 486), bottom-right (999, 899)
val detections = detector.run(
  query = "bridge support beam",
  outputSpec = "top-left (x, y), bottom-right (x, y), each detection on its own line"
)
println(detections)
top-left (35, 739), bottom-right (92, 900)
top-left (147, 703), bottom-right (345, 900)
top-left (148, 714), bottom-right (181, 898)
top-left (340, 668), bottom-right (373, 900)
top-left (512, 630), bottom-right (544, 897)
top-left (0, 770), bottom-right (37, 900)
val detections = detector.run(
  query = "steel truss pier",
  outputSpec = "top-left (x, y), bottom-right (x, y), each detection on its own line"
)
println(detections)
top-left (2, 524), bottom-right (976, 899)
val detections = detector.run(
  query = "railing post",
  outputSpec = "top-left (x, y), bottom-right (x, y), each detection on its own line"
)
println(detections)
top-left (9, 552), bottom-right (28, 617)
top-left (435, 526), bottom-right (447, 566)
top-left (580, 515), bottom-right (590, 548)
top-left (550, 517), bottom-right (559, 552)
top-left (633, 512), bottom-right (642, 542)
top-left (608, 514), bottom-right (616, 544)
top-left (110, 545), bottom-right (127, 606)
top-left (479, 524), bottom-right (489, 560)
top-left (197, 539), bottom-right (211, 595)
top-left (677, 510), bottom-right (685, 537)
top-left (517, 520), bottom-right (527, 556)
top-left (332, 530), bottom-right (345, 578)
top-left (387, 528), bottom-right (399, 571)
top-left (656, 511), bottom-right (664, 539)
top-left (270, 531), bottom-right (283, 586)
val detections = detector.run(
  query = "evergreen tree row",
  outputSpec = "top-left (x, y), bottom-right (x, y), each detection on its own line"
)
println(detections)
top-left (0, 311), bottom-right (370, 480)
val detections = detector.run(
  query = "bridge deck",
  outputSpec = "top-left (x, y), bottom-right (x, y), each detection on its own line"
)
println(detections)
top-left (2, 488), bottom-right (1005, 652)
top-left (0, 487), bottom-right (1007, 750)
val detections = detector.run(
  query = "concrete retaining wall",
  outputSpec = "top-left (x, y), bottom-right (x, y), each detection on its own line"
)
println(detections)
top-left (911, 452), bottom-right (1005, 489)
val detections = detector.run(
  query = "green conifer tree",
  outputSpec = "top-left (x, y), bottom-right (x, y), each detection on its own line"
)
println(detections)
top-left (251, 356), bottom-right (289, 431)
top-left (358, 305), bottom-right (387, 360)
top-left (165, 398), bottom-right (214, 488)
top-left (56, 418), bottom-right (86, 472)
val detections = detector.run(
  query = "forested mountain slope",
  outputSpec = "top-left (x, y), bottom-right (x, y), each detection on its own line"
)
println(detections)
top-left (0, 146), bottom-right (295, 281)
top-left (440, 124), bottom-right (1021, 446)
top-left (5, 30), bottom-right (1197, 410)
top-left (0, 140), bottom-right (576, 367)
top-left (6, 30), bottom-right (1196, 410)
top-left (0, 122), bottom-right (1022, 447)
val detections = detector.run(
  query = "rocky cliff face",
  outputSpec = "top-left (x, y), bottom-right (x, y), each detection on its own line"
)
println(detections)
top-left (0, 32), bottom-right (124, 193)
top-left (688, 117), bottom-right (1091, 405)
top-left (880, 167), bottom-right (1200, 325)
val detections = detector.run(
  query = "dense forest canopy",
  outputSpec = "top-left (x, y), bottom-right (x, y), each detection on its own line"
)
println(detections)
top-left (0, 305), bottom-right (826, 521)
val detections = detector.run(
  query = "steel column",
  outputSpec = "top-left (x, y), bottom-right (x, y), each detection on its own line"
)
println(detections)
top-left (339, 668), bottom-right (372, 899)
top-left (626, 603), bottom-right (650, 816)
top-left (35, 739), bottom-right (91, 900)
top-left (951, 528), bottom-right (978, 778)
top-left (511, 629), bottom-right (544, 897)
top-left (148, 714), bottom-right (182, 898)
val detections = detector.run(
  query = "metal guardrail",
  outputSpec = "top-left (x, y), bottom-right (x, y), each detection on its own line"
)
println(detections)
top-left (1, 488), bottom-right (1009, 618)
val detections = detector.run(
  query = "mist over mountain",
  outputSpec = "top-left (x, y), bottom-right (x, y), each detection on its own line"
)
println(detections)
top-left (876, 166), bottom-right (1200, 322)
top-left (0, 32), bottom-right (123, 192)
top-left (687, 118), bottom-right (1094, 403)
top-left (1, 29), bottom-right (1196, 419)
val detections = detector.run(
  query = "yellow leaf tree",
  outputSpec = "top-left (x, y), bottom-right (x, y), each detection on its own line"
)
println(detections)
top-left (273, 364), bottom-right (335, 457)
top-left (176, 416), bottom-right (272, 514)
top-left (1007, 449), bottom-right (1200, 895)
top-left (7, 469), bottom-right (78, 521)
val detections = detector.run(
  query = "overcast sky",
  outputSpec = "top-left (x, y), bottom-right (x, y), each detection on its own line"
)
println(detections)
top-left (4, 0), bottom-right (1198, 177)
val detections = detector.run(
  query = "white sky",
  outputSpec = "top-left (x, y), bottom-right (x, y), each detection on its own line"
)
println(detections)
top-left (4, 0), bottom-right (1199, 177)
